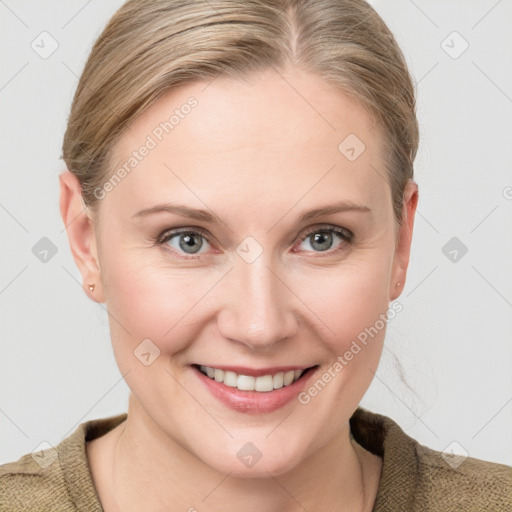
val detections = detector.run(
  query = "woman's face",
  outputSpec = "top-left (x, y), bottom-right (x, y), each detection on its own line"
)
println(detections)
top-left (65, 66), bottom-right (416, 477)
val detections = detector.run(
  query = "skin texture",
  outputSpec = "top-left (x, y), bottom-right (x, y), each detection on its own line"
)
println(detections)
top-left (60, 65), bottom-right (418, 512)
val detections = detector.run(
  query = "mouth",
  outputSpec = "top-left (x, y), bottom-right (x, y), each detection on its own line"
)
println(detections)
top-left (191, 364), bottom-right (318, 392)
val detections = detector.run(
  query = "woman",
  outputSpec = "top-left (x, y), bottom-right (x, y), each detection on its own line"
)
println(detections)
top-left (1, 0), bottom-right (510, 510)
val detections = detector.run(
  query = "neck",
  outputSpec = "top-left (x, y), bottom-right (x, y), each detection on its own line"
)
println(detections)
top-left (106, 394), bottom-right (378, 512)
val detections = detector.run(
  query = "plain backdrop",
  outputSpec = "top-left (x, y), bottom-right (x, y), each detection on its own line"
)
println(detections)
top-left (1, 0), bottom-right (511, 467)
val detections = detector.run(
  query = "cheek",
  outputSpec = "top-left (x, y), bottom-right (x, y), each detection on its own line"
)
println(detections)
top-left (101, 231), bottom-right (393, 367)
top-left (291, 260), bottom-right (391, 419)
top-left (101, 245), bottom-right (219, 357)
top-left (291, 254), bottom-right (392, 353)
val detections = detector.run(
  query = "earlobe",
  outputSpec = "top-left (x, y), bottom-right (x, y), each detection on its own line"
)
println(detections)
top-left (389, 180), bottom-right (419, 301)
top-left (59, 170), bottom-right (105, 303)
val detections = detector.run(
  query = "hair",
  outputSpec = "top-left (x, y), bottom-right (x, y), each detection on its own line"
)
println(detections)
top-left (62, 0), bottom-right (419, 225)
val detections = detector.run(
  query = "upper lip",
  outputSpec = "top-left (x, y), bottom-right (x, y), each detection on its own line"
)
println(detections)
top-left (193, 364), bottom-right (317, 377)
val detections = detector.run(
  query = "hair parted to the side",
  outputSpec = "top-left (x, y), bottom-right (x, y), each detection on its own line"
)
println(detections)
top-left (62, 0), bottom-right (419, 225)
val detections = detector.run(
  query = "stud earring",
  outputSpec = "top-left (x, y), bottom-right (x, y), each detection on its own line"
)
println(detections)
top-left (88, 283), bottom-right (95, 292)
top-left (396, 282), bottom-right (401, 288)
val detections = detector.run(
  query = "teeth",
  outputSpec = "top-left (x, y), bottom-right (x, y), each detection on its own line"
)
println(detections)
top-left (255, 374), bottom-right (274, 392)
top-left (273, 372), bottom-right (284, 389)
top-left (283, 370), bottom-right (295, 386)
top-left (198, 366), bottom-right (306, 392)
top-left (223, 371), bottom-right (238, 388)
top-left (237, 374), bottom-right (256, 391)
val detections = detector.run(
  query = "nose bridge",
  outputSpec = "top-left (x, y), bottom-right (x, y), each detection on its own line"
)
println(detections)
top-left (217, 250), bottom-right (296, 348)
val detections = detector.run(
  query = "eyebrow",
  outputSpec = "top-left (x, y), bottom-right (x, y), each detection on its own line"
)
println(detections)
top-left (132, 200), bottom-right (371, 224)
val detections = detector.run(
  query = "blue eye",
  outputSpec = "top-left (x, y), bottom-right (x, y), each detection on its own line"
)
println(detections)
top-left (296, 226), bottom-right (352, 254)
top-left (157, 229), bottom-right (211, 256)
top-left (156, 224), bottom-right (353, 259)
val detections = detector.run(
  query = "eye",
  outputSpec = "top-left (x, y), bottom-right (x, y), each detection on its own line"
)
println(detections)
top-left (156, 224), bottom-right (353, 259)
top-left (294, 225), bottom-right (353, 254)
top-left (157, 228), bottom-right (211, 257)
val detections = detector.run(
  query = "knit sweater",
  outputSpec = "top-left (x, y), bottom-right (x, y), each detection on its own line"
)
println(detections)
top-left (1, 407), bottom-right (511, 511)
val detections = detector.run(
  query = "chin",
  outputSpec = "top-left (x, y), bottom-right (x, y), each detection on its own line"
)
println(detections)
top-left (199, 439), bottom-right (307, 479)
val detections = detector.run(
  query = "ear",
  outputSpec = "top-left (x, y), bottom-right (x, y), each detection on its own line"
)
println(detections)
top-left (59, 170), bottom-right (105, 303)
top-left (389, 180), bottom-right (419, 301)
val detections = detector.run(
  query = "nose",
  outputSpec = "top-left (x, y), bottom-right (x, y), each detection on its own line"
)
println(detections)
top-left (217, 254), bottom-right (298, 351)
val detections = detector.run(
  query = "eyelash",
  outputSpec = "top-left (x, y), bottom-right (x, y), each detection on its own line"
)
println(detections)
top-left (155, 224), bottom-right (353, 259)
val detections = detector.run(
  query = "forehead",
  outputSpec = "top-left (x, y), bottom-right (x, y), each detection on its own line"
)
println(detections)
top-left (106, 67), bottom-right (389, 219)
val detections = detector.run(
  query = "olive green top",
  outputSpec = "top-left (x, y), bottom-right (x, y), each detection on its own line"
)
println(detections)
top-left (1, 407), bottom-right (511, 511)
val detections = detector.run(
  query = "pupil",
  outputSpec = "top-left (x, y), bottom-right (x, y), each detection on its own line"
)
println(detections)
top-left (176, 231), bottom-right (333, 254)
top-left (311, 232), bottom-right (332, 251)
top-left (179, 233), bottom-right (202, 254)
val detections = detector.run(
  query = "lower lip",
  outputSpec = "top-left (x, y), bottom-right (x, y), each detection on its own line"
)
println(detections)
top-left (192, 365), bottom-right (318, 414)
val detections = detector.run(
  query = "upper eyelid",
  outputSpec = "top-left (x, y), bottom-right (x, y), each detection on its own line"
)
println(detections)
top-left (158, 223), bottom-right (352, 249)
top-left (157, 226), bottom-right (211, 243)
top-left (298, 224), bottom-right (352, 239)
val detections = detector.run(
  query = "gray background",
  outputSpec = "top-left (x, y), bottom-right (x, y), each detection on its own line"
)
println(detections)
top-left (1, 0), bottom-right (511, 466)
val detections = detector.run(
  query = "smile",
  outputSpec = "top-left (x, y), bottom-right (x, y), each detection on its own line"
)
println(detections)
top-left (197, 365), bottom-right (308, 392)
top-left (191, 364), bottom-right (319, 414)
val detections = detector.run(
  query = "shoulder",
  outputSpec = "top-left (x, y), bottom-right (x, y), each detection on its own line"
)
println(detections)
top-left (0, 413), bottom-right (127, 512)
top-left (414, 442), bottom-right (512, 510)
top-left (350, 407), bottom-right (512, 511)
top-left (0, 446), bottom-right (70, 512)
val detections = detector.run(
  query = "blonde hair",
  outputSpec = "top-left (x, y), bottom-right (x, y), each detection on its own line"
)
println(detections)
top-left (62, 0), bottom-right (419, 224)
